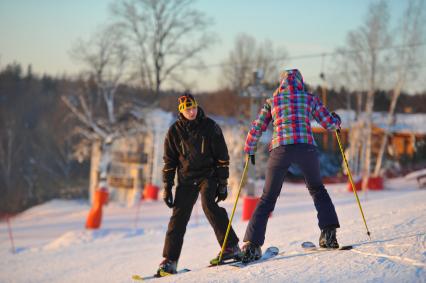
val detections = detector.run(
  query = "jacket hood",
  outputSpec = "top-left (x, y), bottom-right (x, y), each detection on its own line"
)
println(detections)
top-left (278, 69), bottom-right (306, 94)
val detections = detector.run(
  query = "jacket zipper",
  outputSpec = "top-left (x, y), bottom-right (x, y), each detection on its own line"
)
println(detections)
top-left (181, 141), bottom-right (185, 155)
top-left (201, 136), bottom-right (205, 154)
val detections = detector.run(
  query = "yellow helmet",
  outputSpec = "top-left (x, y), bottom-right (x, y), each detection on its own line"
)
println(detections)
top-left (178, 93), bottom-right (198, 112)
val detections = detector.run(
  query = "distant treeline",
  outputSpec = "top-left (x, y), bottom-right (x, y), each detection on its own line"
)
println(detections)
top-left (1, 63), bottom-right (425, 214)
top-left (161, 85), bottom-right (426, 116)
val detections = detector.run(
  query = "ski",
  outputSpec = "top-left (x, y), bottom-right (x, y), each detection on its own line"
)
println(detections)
top-left (229, 246), bottom-right (280, 268)
top-left (301, 241), bottom-right (353, 251)
top-left (208, 258), bottom-right (241, 267)
top-left (131, 268), bottom-right (191, 281)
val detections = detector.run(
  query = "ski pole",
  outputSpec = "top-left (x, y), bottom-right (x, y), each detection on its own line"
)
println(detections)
top-left (335, 129), bottom-right (371, 240)
top-left (217, 155), bottom-right (250, 264)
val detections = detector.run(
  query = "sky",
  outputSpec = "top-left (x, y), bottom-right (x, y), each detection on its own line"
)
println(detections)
top-left (0, 0), bottom-right (422, 93)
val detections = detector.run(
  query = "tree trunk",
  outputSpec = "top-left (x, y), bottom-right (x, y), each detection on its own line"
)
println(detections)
top-left (89, 140), bottom-right (102, 204)
top-left (373, 80), bottom-right (403, 176)
top-left (356, 91), bottom-right (363, 121)
top-left (362, 89), bottom-right (375, 190)
top-left (105, 94), bottom-right (115, 124)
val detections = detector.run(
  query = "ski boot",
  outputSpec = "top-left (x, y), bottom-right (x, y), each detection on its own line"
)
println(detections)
top-left (210, 244), bottom-right (242, 265)
top-left (156, 258), bottom-right (177, 277)
top-left (241, 242), bottom-right (262, 263)
top-left (319, 226), bottom-right (339, 249)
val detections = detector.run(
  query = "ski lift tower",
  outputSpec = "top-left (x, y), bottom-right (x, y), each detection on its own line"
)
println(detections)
top-left (240, 69), bottom-right (268, 196)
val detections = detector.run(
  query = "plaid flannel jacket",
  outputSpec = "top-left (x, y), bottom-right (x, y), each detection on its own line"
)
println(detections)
top-left (244, 69), bottom-right (340, 155)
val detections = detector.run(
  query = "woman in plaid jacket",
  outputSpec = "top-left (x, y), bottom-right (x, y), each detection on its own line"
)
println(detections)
top-left (241, 69), bottom-right (342, 263)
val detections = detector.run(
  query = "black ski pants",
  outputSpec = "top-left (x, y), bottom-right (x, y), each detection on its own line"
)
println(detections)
top-left (244, 144), bottom-right (340, 246)
top-left (163, 178), bottom-right (239, 261)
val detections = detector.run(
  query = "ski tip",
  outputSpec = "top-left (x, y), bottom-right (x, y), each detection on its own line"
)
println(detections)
top-left (301, 241), bottom-right (316, 248)
top-left (210, 258), bottom-right (222, 266)
top-left (265, 246), bottom-right (279, 254)
top-left (301, 241), bottom-right (353, 251)
top-left (131, 269), bottom-right (190, 281)
top-left (131, 274), bottom-right (143, 281)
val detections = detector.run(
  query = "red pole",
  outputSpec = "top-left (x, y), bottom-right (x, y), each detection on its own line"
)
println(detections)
top-left (6, 215), bottom-right (16, 254)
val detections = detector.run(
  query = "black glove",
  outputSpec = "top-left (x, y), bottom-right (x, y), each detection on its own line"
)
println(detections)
top-left (163, 183), bottom-right (174, 208)
top-left (248, 154), bottom-right (255, 165)
top-left (216, 180), bottom-right (228, 203)
top-left (331, 112), bottom-right (341, 128)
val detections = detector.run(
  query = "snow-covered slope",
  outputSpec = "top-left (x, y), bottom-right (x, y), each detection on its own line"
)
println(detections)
top-left (1, 177), bottom-right (425, 283)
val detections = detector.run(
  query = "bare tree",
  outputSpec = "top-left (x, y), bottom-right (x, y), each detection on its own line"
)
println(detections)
top-left (65, 23), bottom-right (140, 145)
top-left (111, 0), bottom-right (216, 95)
top-left (335, 0), bottom-right (391, 187)
top-left (221, 33), bottom-right (288, 92)
top-left (374, 0), bottom-right (426, 175)
top-left (65, 25), bottom-right (150, 202)
top-left (69, 25), bottom-right (130, 124)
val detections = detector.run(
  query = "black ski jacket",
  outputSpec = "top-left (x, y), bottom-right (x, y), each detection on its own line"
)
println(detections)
top-left (162, 107), bottom-right (229, 185)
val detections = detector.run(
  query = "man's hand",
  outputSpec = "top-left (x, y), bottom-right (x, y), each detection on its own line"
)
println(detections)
top-left (216, 180), bottom-right (228, 203)
top-left (163, 183), bottom-right (174, 208)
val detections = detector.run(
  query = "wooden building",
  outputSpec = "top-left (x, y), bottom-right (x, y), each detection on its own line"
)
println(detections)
top-left (311, 111), bottom-right (426, 160)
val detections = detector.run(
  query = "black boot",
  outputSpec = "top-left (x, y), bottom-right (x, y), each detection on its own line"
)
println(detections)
top-left (210, 244), bottom-right (242, 265)
top-left (157, 258), bottom-right (177, 276)
top-left (241, 242), bottom-right (262, 263)
top-left (319, 227), bottom-right (339, 249)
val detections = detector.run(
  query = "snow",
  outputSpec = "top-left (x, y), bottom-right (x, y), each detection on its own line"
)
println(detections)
top-left (1, 177), bottom-right (425, 283)
top-left (405, 168), bottom-right (426, 180)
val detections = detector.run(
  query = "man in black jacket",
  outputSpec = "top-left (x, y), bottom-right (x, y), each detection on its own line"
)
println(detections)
top-left (157, 93), bottom-right (240, 275)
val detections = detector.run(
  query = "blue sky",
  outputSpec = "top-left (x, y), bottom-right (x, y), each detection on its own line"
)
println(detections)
top-left (0, 0), bottom-right (418, 92)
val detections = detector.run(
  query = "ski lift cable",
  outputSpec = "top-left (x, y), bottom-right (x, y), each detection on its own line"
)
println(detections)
top-left (186, 42), bottom-right (426, 69)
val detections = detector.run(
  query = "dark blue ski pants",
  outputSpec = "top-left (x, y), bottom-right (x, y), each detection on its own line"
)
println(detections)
top-left (243, 144), bottom-right (340, 246)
